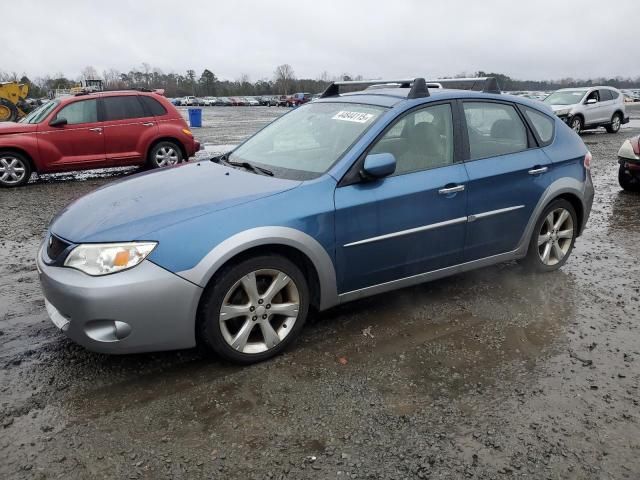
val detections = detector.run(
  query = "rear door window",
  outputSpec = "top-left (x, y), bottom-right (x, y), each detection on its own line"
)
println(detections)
top-left (54, 99), bottom-right (98, 125)
top-left (102, 96), bottom-right (147, 121)
top-left (463, 102), bottom-right (528, 160)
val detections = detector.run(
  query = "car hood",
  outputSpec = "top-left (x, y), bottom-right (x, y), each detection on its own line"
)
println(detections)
top-left (50, 162), bottom-right (301, 242)
top-left (0, 121), bottom-right (37, 135)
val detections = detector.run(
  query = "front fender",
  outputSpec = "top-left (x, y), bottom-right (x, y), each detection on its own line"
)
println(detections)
top-left (175, 226), bottom-right (339, 310)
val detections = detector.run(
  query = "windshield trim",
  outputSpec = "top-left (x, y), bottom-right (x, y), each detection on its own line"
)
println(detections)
top-left (19, 100), bottom-right (59, 124)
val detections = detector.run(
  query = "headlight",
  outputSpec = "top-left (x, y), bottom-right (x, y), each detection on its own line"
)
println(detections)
top-left (64, 242), bottom-right (157, 276)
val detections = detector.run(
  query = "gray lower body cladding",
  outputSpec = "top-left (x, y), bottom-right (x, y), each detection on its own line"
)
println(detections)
top-left (37, 249), bottom-right (202, 354)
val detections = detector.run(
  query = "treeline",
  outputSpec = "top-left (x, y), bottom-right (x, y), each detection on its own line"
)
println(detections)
top-left (2, 66), bottom-right (639, 99)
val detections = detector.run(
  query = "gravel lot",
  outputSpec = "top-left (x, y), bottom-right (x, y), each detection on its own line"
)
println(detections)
top-left (1, 104), bottom-right (639, 479)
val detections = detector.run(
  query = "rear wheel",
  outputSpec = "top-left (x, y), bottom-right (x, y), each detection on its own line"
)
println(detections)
top-left (570, 116), bottom-right (583, 134)
top-left (606, 113), bottom-right (622, 133)
top-left (0, 99), bottom-right (18, 122)
top-left (619, 165), bottom-right (640, 192)
top-left (148, 141), bottom-right (183, 168)
top-left (522, 199), bottom-right (577, 272)
top-left (198, 255), bottom-right (309, 364)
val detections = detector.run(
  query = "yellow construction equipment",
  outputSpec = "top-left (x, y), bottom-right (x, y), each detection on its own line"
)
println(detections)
top-left (0, 82), bottom-right (30, 122)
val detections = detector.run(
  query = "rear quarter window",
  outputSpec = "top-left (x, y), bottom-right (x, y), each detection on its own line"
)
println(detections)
top-left (102, 96), bottom-right (147, 121)
top-left (523, 107), bottom-right (555, 145)
top-left (140, 96), bottom-right (168, 116)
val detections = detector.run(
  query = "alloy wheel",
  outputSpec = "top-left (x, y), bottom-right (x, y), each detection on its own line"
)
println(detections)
top-left (571, 118), bottom-right (581, 133)
top-left (0, 156), bottom-right (27, 185)
top-left (611, 115), bottom-right (621, 132)
top-left (537, 208), bottom-right (574, 266)
top-left (155, 146), bottom-right (179, 167)
top-left (219, 269), bottom-right (300, 354)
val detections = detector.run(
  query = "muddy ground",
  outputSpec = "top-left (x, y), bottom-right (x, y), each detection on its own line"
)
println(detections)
top-left (1, 105), bottom-right (639, 479)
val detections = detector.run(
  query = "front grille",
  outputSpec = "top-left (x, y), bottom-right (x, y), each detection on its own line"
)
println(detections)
top-left (47, 234), bottom-right (71, 261)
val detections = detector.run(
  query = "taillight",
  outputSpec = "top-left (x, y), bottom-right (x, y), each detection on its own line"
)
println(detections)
top-left (584, 151), bottom-right (592, 170)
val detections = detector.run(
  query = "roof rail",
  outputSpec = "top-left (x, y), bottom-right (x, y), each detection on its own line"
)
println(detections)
top-left (425, 77), bottom-right (501, 94)
top-left (320, 78), bottom-right (429, 99)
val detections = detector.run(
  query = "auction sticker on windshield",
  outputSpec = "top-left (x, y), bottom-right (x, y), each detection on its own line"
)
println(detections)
top-left (332, 111), bottom-right (375, 123)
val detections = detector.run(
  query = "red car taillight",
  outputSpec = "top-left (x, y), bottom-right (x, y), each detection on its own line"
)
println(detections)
top-left (584, 151), bottom-right (592, 170)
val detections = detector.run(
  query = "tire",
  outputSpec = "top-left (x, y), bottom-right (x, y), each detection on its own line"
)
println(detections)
top-left (0, 98), bottom-right (18, 122)
top-left (197, 254), bottom-right (310, 364)
top-left (0, 151), bottom-right (32, 188)
top-left (522, 199), bottom-right (578, 273)
top-left (618, 165), bottom-right (640, 192)
top-left (148, 141), bottom-right (183, 169)
top-left (570, 116), bottom-right (583, 134)
top-left (606, 113), bottom-right (622, 133)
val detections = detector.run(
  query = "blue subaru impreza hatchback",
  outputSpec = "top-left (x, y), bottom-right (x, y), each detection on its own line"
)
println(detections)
top-left (37, 77), bottom-right (594, 363)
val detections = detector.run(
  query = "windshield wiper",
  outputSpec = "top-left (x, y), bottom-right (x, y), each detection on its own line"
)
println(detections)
top-left (211, 153), bottom-right (273, 176)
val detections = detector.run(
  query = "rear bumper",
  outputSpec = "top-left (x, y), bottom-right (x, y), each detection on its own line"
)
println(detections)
top-left (37, 246), bottom-right (202, 354)
top-left (581, 172), bottom-right (595, 236)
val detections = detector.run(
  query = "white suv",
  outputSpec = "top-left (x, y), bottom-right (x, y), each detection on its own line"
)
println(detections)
top-left (543, 86), bottom-right (629, 134)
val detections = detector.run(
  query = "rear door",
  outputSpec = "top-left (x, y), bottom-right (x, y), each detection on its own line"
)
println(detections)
top-left (37, 98), bottom-right (106, 170)
top-left (101, 95), bottom-right (158, 165)
top-left (597, 88), bottom-right (614, 123)
top-left (460, 100), bottom-right (552, 261)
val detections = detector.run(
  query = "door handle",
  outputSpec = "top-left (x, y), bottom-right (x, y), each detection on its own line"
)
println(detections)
top-left (88, 127), bottom-right (103, 133)
top-left (142, 122), bottom-right (154, 127)
top-left (438, 185), bottom-right (465, 195)
top-left (528, 166), bottom-right (548, 175)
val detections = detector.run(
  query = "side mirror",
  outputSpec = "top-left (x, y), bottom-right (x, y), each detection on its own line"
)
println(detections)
top-left (585, 98), bottom-right (597, 105)
top-left (49, 117), bottom-right (68, 127)
top-left (361, 153), bottom-right (396, 180)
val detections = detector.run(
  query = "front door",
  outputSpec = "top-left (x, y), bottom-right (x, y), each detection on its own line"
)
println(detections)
top-left (460, 100), bottom-right (552, 261)
top-left (335, 102), bottom-right (468, 294)
top-left (37, 98), bottom-right (106, 170)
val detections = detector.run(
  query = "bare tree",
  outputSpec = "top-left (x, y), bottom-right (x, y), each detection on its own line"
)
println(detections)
top-left (274, 64), bottom-right (295, 94)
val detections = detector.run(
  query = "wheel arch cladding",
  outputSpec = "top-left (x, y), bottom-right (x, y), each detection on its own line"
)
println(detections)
top-left (176, 227), bottom-right (339, 311)
top-left (555, 193), bottom-right (584, 233)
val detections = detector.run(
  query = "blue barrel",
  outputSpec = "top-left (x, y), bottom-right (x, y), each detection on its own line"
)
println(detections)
top-left (188, 108), bottom-right (202, 128)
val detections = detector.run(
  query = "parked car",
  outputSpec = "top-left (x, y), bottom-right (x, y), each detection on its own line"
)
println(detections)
top-left (0, 90), bottom-right (200, 187)
top-left (290, 92), bottom-right (313, 106)
top-left (276, 95), bottom-right (289, 107)
top-left (170, 98), bottom-right (182, 106)
top-left (543, 86), bottom-right (629, 134)
top-left (218, 97), bottom-right (232, 106)
top-left (37, 77), bottom-right (593, 364)
top-left (203, 97), bottom-right (217, 106)
top-left (244, 97), bottom-right (260, 106)
top-left (181, 96), bottom-right (197, 106)
top-left (617, 135), bottom-right (640, 191)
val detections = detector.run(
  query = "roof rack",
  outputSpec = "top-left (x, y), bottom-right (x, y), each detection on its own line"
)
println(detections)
top-left (424, 77), bottom-right (501, 94)
top-left (320, 78), bottom-right (429, 99)
top-left (320, 76), bottom-right (501, 99)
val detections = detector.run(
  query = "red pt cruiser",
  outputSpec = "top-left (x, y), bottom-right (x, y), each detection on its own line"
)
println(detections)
top-left (0, 90), bottom-right (200, 187)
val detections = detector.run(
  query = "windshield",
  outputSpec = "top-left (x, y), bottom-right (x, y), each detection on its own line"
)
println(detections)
top-left (543, 90), bottom-right (586, 106)
top-left (229, 102), bottom-right (386, 180)
top-left (19, 100), bottom-right (59, 124)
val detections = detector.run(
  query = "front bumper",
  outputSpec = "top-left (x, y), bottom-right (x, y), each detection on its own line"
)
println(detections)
top-left (37, 246), bottom-right (202, 354)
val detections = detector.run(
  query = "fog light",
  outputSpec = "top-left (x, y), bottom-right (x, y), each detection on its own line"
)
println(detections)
top-left (84, 320), bottom-right (132, 342)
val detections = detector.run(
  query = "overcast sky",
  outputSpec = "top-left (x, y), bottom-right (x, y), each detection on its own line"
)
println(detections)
top-left (2, 0), bottom-right (637, 82)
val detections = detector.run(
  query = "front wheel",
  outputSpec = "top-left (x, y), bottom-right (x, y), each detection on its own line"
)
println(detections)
top-left (606, 113), bottom-right (622, 133)
top-left (619, 165), bottom-right (640, 192)
top-left (570, 116), bottom-right (583, 134)
top-left (148, 141), bottom-right (183, 168)
top-left (522, 199), bottom-right (578, 272)
top-left (197, 255), bottom-right (310, 364)
top-left (0, 151), bottom-right (32, 187)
